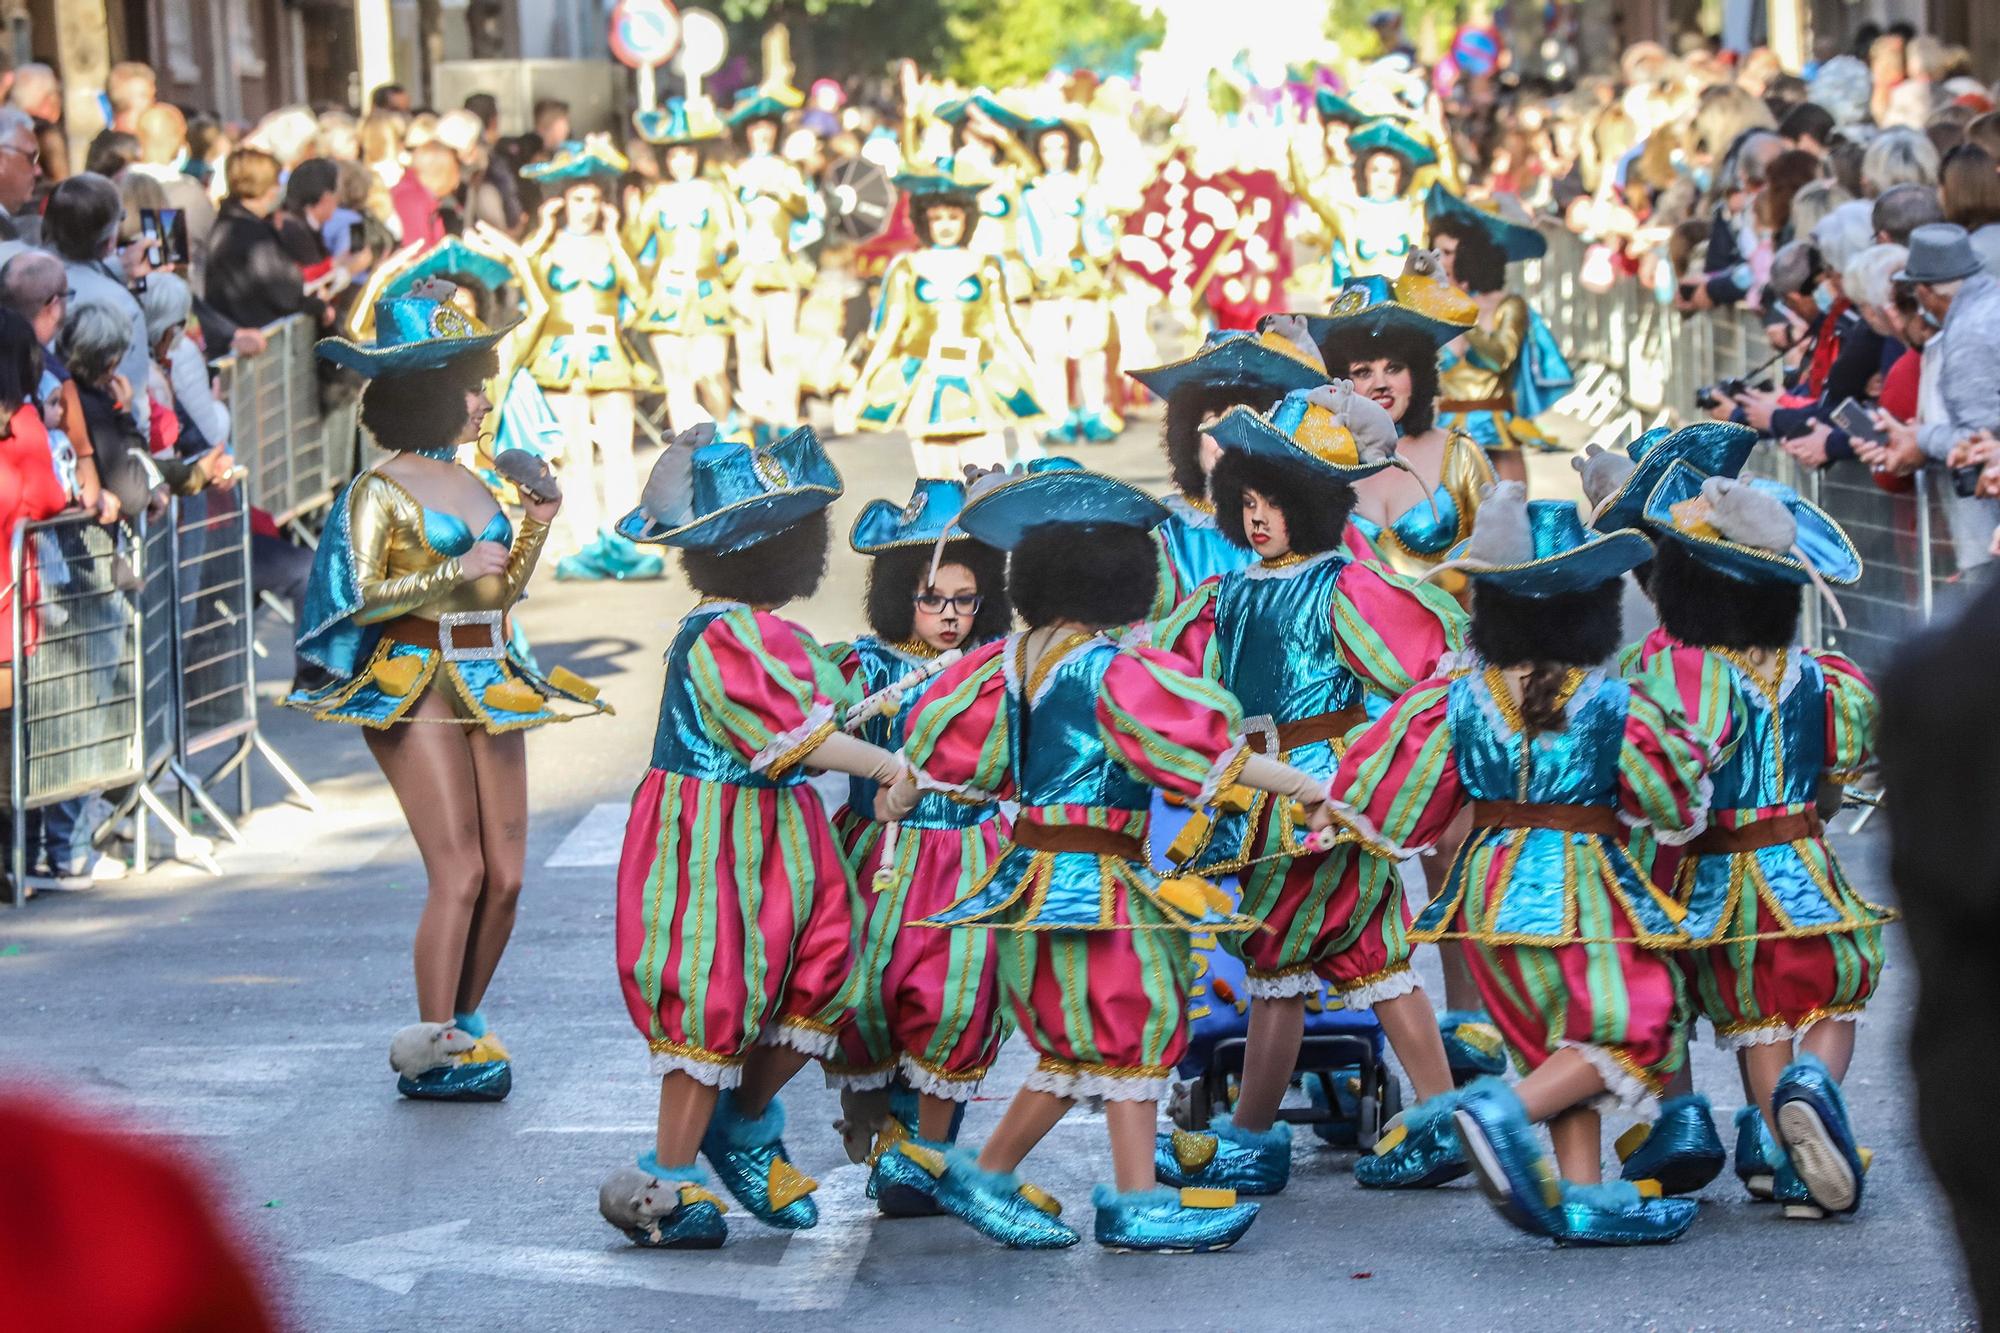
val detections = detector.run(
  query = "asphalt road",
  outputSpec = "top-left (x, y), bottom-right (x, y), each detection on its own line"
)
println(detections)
top-left (0, 417), bottom-right (1974, 1330)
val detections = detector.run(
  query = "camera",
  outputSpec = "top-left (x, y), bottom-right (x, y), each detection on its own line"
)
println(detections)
top-left (1693, 377), bottom-right (1768, 411)
top-left (1952, 464), bottom-right (1985, 499)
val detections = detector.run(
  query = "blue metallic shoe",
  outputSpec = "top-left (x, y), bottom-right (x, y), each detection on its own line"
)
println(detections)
top-left (1733, 1104), bottom-right (1778, 1201)
top-left (592, 531), bottom-right (666, 580)
top-left (1076, 409), bottom-right (1123, 444)
top-left (1092, 1184), bottom-right (1259, 1253)
top-left (1439, 1009), bottom-right (1509, 1082)
top-left (1554, 1180), bottom-right (1699, 1246)
top-left (1615, 1094), bottom-right (1727, 1195)
top-left (1772, 1053), bottom-right (1864, 1216)
top-left (598, 1156), bottom-right (730, 1248)
top-left (699, 1091), bottom-right (819, 1230)
top-left (869, 1086), bottom-right (967, 1217)
top-left (1043, 409), bottom-right (1083, 446)
top-left (1771, 1152), bottom-right (1829, 1220)
top-left (1153, 1115), bottom-right (1291, 1195)
top-left (1355, 1090), bottom-right (1470, 1189)
top-left (554, 547), bottom-right (612, 581)
top-left (389, 1021), bottom-right (512, 1102)
top-left (1452, 1078), bottom-right (1566, 1239)
top-left (884, 1143), bottom-right (1078, 1249)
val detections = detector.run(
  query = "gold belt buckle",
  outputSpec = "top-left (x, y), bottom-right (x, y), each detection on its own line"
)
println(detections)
top-left (437, 610), bottom-right (506, 662)
top-left (1239, 714), bottom-right (1279, 757)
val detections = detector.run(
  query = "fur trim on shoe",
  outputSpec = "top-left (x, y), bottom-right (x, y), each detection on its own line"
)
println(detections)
top-left (942, 1145), bottom-right (1027, 1195)
top-left (711, 1091), bottom-right (787, 1148)
top-left (636, 1153), bottom-right (711, 1186)
top-left (1090, 1183), bottom-right (1183, 1209)
top-left (1564, 1179), bottom-right (1646, 1211)
top-left (1209, 1113), bottom-right (1293, 1150)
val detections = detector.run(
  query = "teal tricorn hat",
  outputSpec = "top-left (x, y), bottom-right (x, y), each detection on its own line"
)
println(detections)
top-left (1643, 461), bottom-right (1862, 588)
top-left (616, 424), bottom-right (842, 553)
top-left (520, 136), bottom-right (629, 186)
top-left (634, 97), bottom-right (725, 146)
top-left (1427, 483), bottom-right (1652, 595)
top-left (1126, 317), bottom-right (1332, 402)
top-left (1585, 421), bottom-right (1757, 534)
top-left (956, 466), bottom-right (1165, 551)
top-left (851, 460), bottom-right (1081, 553)
top-left (1314, 88), bottom-right (1369, 125)
top-left (1347, 118), bottom-right (1438, 169)
top-left (1426, 186), bottom-right (1548, 262)
top-left (380, 238), bottom-right (513, 302)
top-left (315, 287), bottom-right (516, 378)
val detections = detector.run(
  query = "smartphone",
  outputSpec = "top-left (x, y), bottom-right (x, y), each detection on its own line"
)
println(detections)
top-left (347, 218), bottom-right (368, 252)
top-left (139, 208), bottom-right (163, 268)
top-left (139, 208), bottom-right (191, 268)
top-left (1831, 397), bottom-right (1886, 445)
top-left (1677, 280), bottom-right (1697, 302)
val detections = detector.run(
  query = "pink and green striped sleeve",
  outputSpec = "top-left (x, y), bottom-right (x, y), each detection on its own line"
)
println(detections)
top-left (1811, 649), bottom-right (1876, 781)
top-left (1147, 581), bottom-right (1222, 681)
top-left (1097, 645), bottom-right (1249, 804)
top-left (688, 607), bottom-right (839, 779)
top-left (1635, 642), bottom-right (1741, 764)
top-left (1331, 562), bottom-right (1468, 699)
top-left (902, 639), bottom-right (1014, 800)
top-left (1617, 673), bottom-right (1713, 843)
top-left (1328, 678), bottom-right (1463, 854)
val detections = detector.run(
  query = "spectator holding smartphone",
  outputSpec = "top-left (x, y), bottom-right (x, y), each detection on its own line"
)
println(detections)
top-left (205, 148), bottom-right (329, 330)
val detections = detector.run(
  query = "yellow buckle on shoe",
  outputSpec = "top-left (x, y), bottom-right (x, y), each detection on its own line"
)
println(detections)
top-left (1456, 1022), bottom-right (1504, 1058)
top-left (1632, 1178), bottom-right (1664, 1199)
top-left (896, 1141), bottom-right (947, 1177)
top-left (1171, 1128), bottom-right (1218, 1173)
top-left (868, 1117), bottom-right (911, 1166)
top-left (1613, 1121), bottom-right (1650, 1164)
top-left (458, 1034), bottom-right (510, 1064)
top-left (766, 1158), bottom-right (818, 1210)
top-left (1017, 1183), bottom-right (1063, 1216)
top-left (1179, 1187), bottom-right (1237, 1209)
top-left (1371, 1122), bottom-right (1408, 1156)
top-left (678, 1184), bottom-right (728, 1213)
top-left (546, 664), bottom-right (599, 703)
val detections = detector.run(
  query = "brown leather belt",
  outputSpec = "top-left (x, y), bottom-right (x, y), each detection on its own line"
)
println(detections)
top-left (379, 612), bottom-right (510, 656)
top-left (1277, 706), bottom-right (1369, 752)
top-left (1687, 810), bottom-right (1823, 855)
top-left (1471, 800), bottom-right (1624, 837)
top-left (1439, 395), bottom-right (1515, 414)
top-left (1012, 818), bottom-right (1144, 862)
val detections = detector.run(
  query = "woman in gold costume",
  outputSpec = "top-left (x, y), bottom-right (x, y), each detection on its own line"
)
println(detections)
top-left (518, 137), bottom-right (661, 581)
top-left (627, 98), bottom-right (739, 434)
top-left (291, 288), bottom-right (607, 1103)
top-left (725, 78), bottom-right (813, 429)
top-left (1017, 112), bottom-right (1122, 445)
top-left (845, 170), bottom-right (1042, 478)
top-left (1290, 117), bottom-right (1444, 284)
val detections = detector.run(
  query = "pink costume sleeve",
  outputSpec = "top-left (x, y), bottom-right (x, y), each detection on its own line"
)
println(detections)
top-left (902, 639), bottom-right (1014, 801)
top-left (687, 607), bottom-right (838, 779)
top-left (1330, 561), bottom-right (1469, 699)
top-left (1328, 678), bottom-right (1465, 854)
top-left (1096, 644), bottom-right (1251, 805)
top-left (1147, 581), bottom-right (1221, 679)
top-left (1616, 672), bottom-right (1714, 844)
top-left (1811, 649), bottom-right (1876, 782)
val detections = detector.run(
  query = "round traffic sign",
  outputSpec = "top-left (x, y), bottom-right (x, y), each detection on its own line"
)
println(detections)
top-left (609, 0), bottom-right (680, 69)
top-left (674, 8), bottom-right (727, 79)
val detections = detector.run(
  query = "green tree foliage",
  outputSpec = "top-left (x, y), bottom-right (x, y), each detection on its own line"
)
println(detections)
top-left (942, 0), bottom-right (1166, 85)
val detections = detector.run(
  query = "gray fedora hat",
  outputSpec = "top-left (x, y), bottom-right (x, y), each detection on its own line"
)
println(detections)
top-left (1896, 223), bottom-right (1983, 285)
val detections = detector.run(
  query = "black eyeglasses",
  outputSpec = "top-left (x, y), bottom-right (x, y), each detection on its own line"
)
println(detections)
top-left (913, 592), bottom-right (982, 615)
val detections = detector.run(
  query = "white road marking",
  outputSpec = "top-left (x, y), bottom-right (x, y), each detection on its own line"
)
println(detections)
top-left (30, 1043), bottom-right (369, 1138)
top-left (294, 1164), bottom-right (872, 1310)
top-left (544, 802), bottom-right (628, 868)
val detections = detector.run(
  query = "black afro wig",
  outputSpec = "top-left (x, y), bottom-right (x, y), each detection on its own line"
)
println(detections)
top-left (912, 196), bottom-right (979, 248)
top-left (865, 538), bottom-right (1013, 644)
top-left (1470, 577), bottom-right (1627, 732)
top-left (1162, 381), bottom-right (1280, 500)
top-left (1009, 522), bottom-right (1159, 629)
top-left (360, 347), bottom-right (500, 451)
top-left (1313, 323), bottom-right (1439, 438)
top-left (1210, 450), bottom-right (1357, 557)
top-left (679, 509), bottom-right (831, 608)
top-left (1427, 215), bottom-right (1509, 296)
top-left (1649, 539), bottom-right (1802, 652)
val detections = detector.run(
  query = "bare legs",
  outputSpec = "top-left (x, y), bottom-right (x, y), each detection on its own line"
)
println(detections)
top-left (551, 388), bottom-right (637, 553)
top-left (1231, 995), bottom-right (1307, 1131)
top-left (1512, 1046), bottom-right (1612, 1183)
top-left (364, 688), bottom-right (528, 1025)
top-left (1374, 989), bottom-right (1458, 1101)
top-left (917, 1094), bottom-right (958, 1143)
top-left (653, 1044), bottom-right (812, 1167)
top-left (976, 1086), bottom-right (1160, 1193)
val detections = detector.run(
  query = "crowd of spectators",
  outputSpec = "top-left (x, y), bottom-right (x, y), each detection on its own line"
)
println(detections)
top-left (1457, 27), bottom-right (2000, 570)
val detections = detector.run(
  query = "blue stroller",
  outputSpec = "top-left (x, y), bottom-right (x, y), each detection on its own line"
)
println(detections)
top-left (1153, 796), bottom-right (1401, 1147)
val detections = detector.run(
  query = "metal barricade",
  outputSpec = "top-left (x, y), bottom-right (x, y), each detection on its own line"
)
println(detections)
top-left (209, 315), bottom-right (356, 531)
top-left (4, 515), bottom-right (143, 904)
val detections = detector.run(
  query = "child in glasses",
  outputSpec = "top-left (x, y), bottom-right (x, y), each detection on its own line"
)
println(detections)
top-left (821, 476), bottom-right (1017, 1215)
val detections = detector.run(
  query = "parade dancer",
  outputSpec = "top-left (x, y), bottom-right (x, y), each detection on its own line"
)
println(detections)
top-left (845, 168), bottom-right (1042, 478)
top-left (1309, 267), bottom-right (1502, 1080)
top-left (1332, 485), bottom-right (1713, 1246)
top-left (1575, 422), bottom-right (1762, 1199)
top-left (1148, 385), bottom-right (1471, 1198)
top-left (1628, 463), bottom-right (1891, 1221)
top-left (725, 58), bottom-right (813, 430)
top-left (1017, 112), bottom-right (1122, 445)
top-left (1426, 192), bottom-right (1576, 486)
top-left (870, 466), bottom-right (1336, 1252)
top-left (1126, 318), bottom-right (1330, 617)
top-left (595, 425), bottom-right (919, 1250)
top-left (518, 137), bottom-right (663, 582)
top-left (822, 476), bottom-right (1017, 1216)
top-left (291, 289), bottom-right (607, 1101)
top-left (1289, 119), bottom-right (1438, 283)
top-left (628, 98), bottom-right (739, 434)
